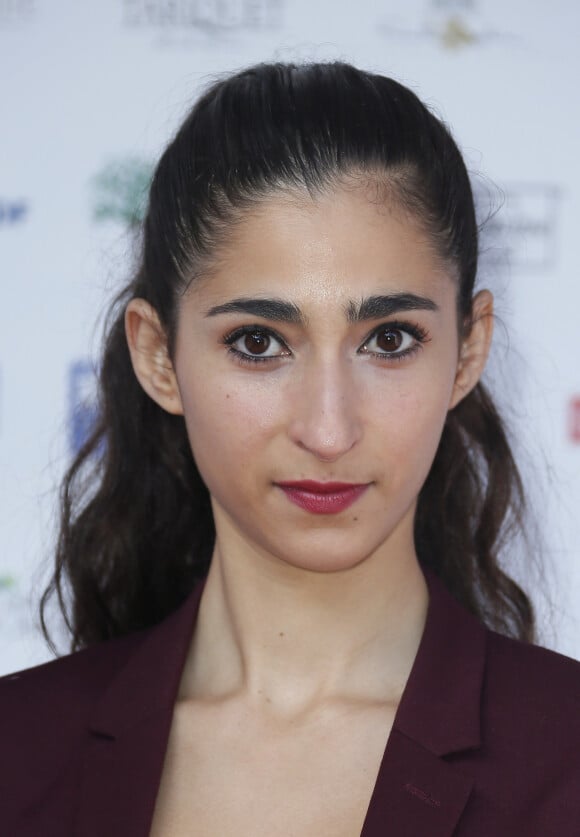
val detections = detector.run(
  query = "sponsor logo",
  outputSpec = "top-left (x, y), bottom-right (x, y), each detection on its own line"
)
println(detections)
top-left (476, 182), bottom-right (561, 274)
top-left (91, 156), bottom-right (153, 228)
top-left (68, 360), bottom-right (99, 456)
top-left (0, 0), bottom-right (35, 27)
top-left (570, 397), bottom-right (580, 444)
top-left (377, 0), bottom-right (513, 51)
top-left (121, 0), bottom-right (284, 40)
top-left (0, 575), bottom-right (30, 643)
top-left (0, 574), bottom-right (15, 591)
top-left (0, 199), bottom-right (28, 227)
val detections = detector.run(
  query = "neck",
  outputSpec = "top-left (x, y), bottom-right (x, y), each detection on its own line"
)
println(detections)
top-left (179, 525), bottom-right (428, 715)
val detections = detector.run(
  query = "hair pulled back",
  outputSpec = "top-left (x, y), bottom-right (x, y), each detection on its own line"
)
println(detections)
top-left (41, 61), bottom-right (534, 651)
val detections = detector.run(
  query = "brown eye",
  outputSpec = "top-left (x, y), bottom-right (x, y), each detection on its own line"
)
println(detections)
top-left (360, 325), bottom-right (418, 358)
top-left (376, 328), bottom-right (404, 352)
top-left (244, 331), bottom-right (270, 354)
top-left (226, 327), bottom-right (290, 362)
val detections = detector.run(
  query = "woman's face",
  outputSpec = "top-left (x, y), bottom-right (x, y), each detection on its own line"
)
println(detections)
top-left (157, 185), bottom-right (488, 573)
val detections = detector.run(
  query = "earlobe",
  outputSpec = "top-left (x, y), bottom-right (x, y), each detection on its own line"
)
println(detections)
top-left (449, 290), bottom-right (494, 410)
top-left (124, 299), bottom-right (184, 416)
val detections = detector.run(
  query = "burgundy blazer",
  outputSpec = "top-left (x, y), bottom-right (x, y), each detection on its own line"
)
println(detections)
top-left (1, 569), bottom-right (579, 836)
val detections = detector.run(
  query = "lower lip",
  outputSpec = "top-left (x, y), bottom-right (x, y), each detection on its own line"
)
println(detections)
top-left (277, 484), bottom-right (369, 515)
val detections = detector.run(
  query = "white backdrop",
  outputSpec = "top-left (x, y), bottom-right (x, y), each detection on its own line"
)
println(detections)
top-left (1, 0), bottom-right (579, 675)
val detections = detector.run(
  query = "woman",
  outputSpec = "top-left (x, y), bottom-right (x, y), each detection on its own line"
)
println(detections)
top-left (1, 61), bottom-right (579, 836)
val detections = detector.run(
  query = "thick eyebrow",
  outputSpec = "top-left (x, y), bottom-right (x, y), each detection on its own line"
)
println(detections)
top-left (204, 297), bottom-right (304, 324)
top-left (345, 293), bottom-right (438, 322)
top-left (204, 292), bottom-right (438, 325)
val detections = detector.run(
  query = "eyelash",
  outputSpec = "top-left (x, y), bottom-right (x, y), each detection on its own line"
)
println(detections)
top-left (222, 322), bottom-right (430, 366)
top-left (222, 325), bottom-right (290, 365)
top-left (359, 320), bottom-right (429, 362)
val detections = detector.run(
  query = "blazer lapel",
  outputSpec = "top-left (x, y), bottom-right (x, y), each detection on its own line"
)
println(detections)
top-left (361, 729), bottom-right (473, 837)
top-left (73, 568), bottom-right (486, 837)
top-left (361, 570), bottom-right (486, 837)
top-left (74, 577), bottom-right (207, 837)
top-left (74, 707), bottom-right (175, 837)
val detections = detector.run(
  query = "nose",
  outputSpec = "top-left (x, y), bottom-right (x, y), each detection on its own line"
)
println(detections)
top-left (287, 357), bottom-right (363, 462)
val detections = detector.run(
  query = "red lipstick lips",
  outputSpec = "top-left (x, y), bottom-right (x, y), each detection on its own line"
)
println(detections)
top-left (276, 480), bottom-right (369, 515)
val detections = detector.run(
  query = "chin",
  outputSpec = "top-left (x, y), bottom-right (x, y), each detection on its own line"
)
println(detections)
top-left (266, 536), bottom-right (385, 575)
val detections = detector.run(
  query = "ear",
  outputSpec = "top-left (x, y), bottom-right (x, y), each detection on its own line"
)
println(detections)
top-left (449, 289), bottom-right (494, 410)
top-left (124, 298), bottom-right (184, 415)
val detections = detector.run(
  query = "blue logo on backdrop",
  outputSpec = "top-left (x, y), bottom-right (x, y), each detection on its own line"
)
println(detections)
top-left (68, 360), bottom-right (99, 456)
top-left (0, 199), bottom-right (28, 227)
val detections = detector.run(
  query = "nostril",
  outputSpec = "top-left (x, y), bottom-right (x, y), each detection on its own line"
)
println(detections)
top-left (287, 370), bottom-right (363, 459)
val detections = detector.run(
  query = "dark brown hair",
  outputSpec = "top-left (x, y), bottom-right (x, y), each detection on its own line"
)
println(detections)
top-left (41, 60), bottom-right (534, 651)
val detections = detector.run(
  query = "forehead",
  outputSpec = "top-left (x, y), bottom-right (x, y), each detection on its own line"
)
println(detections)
top-left (187, 184), bottom-right (456, 312)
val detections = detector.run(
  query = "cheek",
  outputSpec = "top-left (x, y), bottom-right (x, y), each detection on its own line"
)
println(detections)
top-left (177, 370), bottom-right (282, 478)
top-left (369, 368), bottom-right (454, 483)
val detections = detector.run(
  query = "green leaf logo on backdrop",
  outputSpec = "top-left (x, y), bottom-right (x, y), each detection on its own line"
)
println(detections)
top-left (91, 157), bottom-right (153, 228)
top-left (439, 15), bottom-right (476, 49)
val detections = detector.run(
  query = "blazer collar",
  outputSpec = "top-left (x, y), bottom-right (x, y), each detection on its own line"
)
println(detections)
top-left (359, 570), bottom-right (485, 836)
top-left (394, 567), bottom-right (485, 756)
top-left (78, 567), bottom-right (485, 836)
top-left (88, 577), bottom-right (207, 740)
top-left (77, 580), bottom-right (208, 836)
top-left (88, 566), bottom-right (485, 751)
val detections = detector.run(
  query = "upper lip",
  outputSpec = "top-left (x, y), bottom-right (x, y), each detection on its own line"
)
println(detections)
top-left (276, 480), bottom-right (369, 493)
